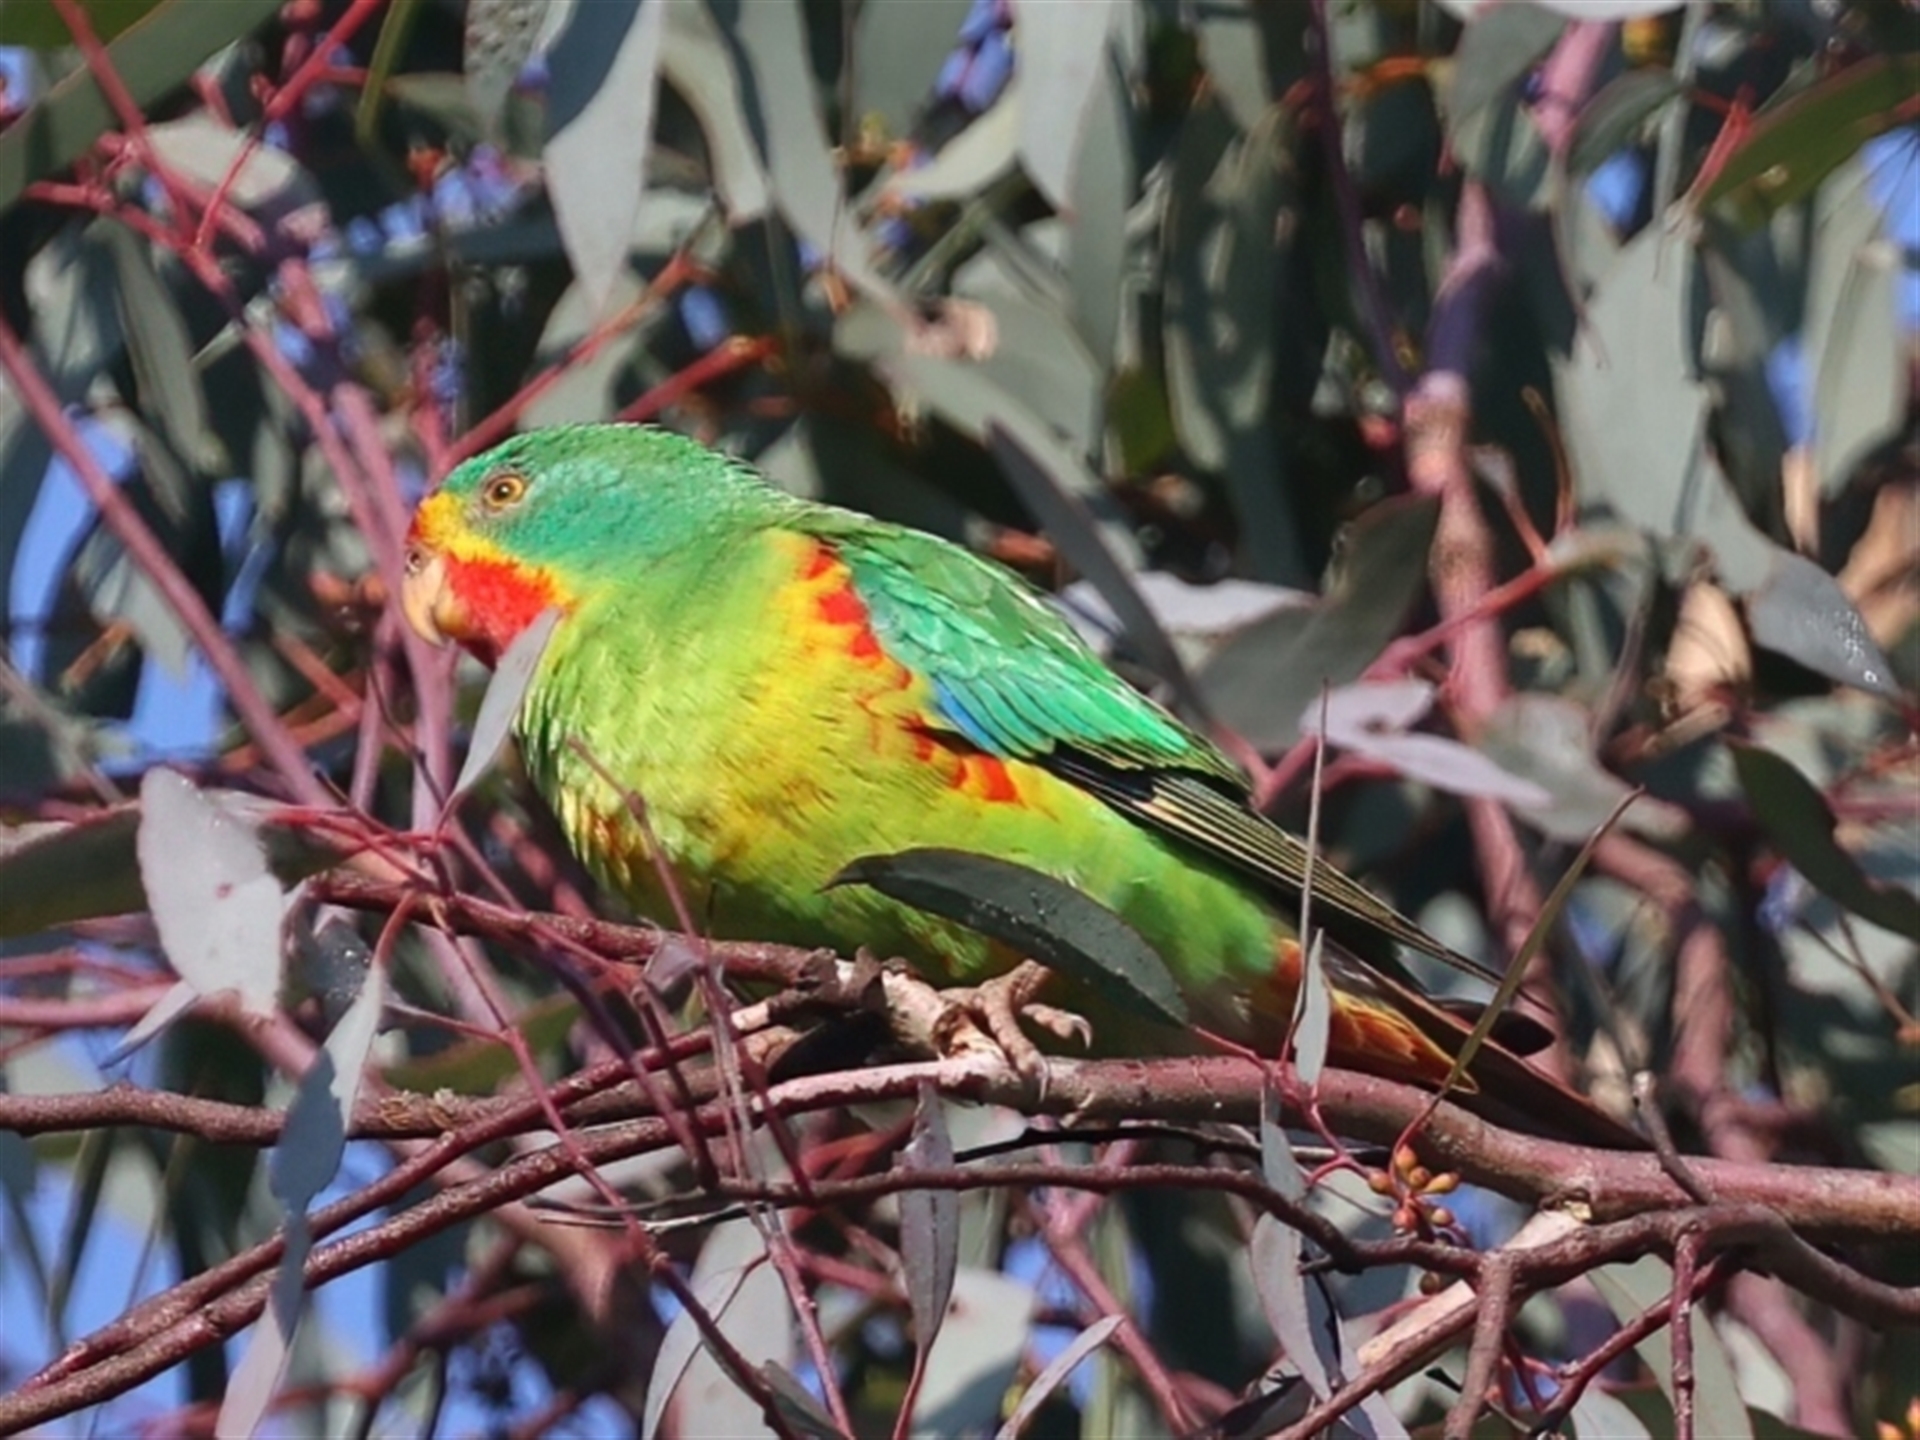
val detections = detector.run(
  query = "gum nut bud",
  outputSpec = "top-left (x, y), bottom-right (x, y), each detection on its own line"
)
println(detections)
top-left (1393, 1203), bottom-right (1417, 1230)
top-left (1367, 1172), bottom-right (1395, 1196)
top-left (1429, 1206), bottom-right (1455, 1229)
top-left (1419, 1271), bottom-right (1446, 1295)
top-left (1425, 1172), bottom-right (1460, 1195)
top-left (1393, 1145), bottom-right (1418, 1175)
top-left (1407, 1166), bottom-right (1432, 1190)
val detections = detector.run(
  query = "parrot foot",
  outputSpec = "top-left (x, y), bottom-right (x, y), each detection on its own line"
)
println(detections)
top-left (931, 961), bottom-right (1087, 1100)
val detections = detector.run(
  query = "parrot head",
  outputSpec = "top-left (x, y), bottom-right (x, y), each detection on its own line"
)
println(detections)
top-left (402, 424), bottom-right (766, 663)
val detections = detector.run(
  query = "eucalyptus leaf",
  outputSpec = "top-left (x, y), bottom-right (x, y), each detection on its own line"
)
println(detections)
top-left (450, 607), bottom-right (560, 804)
top-left (0, 0), bottom-right (286, 215)
top-left (910, 1268), bottom-right (1035, 1438)
top-left (898, 1086), bottom-right (960, 1358)
top-left (1198, 496), bottom-right (1440, 749)
top-left (543, 0), bottom-right (666, 315)
top-left (136, 767), bottom-right (285, 1017)
top-left (829, 848), bottom-right (1189, 1028)
top-left (1009, 0), bottom-right (1122, 210)
top-left (1731, 742), bottom-right (1920, 942)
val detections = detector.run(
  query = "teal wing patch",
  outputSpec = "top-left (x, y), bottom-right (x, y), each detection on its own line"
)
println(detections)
top-left (808, 515), bottom-right (1239, 786)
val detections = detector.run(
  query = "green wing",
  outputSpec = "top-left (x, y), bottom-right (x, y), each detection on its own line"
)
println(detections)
top-left (805, 511), bottom-right (1499, 986)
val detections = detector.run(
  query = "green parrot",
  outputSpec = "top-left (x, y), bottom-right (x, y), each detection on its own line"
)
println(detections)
top-left (401, 423), bottom-right (1632, 1144)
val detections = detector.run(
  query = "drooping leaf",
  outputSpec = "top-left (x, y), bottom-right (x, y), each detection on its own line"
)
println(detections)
top-left (830, 848), bottom-right (1189, 1028)
top-left (98, 222), bottom-right (224, 474)
top-left (221, 925), bottom-right (382, 1439)
top-left (1063, 46), bottom-right (1130, 370)
top-left (898, 1086), bottom-right (959, 1359)
top-left (647, 1219), bottom-right (792, 1439)
top-left (1161, 98), bottom-right (1308, 584)
top-left (659, 0), bottom-right (769, 221)
top-left (1442, 0), bottom-right (1561, 207)
top-left (706, 0), bottom-right (890, 299)
top-left (1248, 1216), bottom-right (1334, 1401)
top-left (992, 1315), bottom-right (1122, 1440)
top-left (1731, 742), bottom-right (1920, 943)
top-left (1291, 931), bottom-right (1333, 1089)
top-left (449, 606), bottom-right (560, 804)
top-left (542, 0), bottom-right (667, 315)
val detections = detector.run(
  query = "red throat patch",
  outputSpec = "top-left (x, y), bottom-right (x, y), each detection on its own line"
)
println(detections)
top-left (444, 554), bottom-right (560, 665)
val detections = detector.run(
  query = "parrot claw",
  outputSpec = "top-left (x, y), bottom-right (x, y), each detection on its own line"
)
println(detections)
top-left (930, 960), bottom-right (1083, 1101)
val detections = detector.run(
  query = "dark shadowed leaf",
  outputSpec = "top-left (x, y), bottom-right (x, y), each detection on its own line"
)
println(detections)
top-left (450, 607), bottom-right (560, 804)
top-left (1732, 743), bottom-right (1920, 942)
top-left (99, 223), bottom-right (223, 474)
top-left (381, 995), bottom-right (580, 1094)
top-left (0, 809), bottom-right (144, 937)
top-left (830, 848), bottom-right (1189, 1027)
top-left (912, 1268), bottom-right (1035, 1437)
top-left (136, 768), bottom-right (284, 1016)
top-left (1199, 496), bottom-right (1440, 748)
top-left (1162, 99), bottom-right (1307, 583)
top-left (543, 0), bottom-right (666, 314)
top-left (1697, 53), bottom-right (1920, 228)
top-left (757, 1363), bottom-right (848, 1440)
top-left (899, 1086), bottom-right (959, 1359)
top-left (1564, 70), bottom-right (1685, 187)
top-left (1745, 549), bottom-right (1901, 700)
top-left (1480, 694), bottom-right (1686, 844)
top-left (0, 0), bottom-right (285, 214)
top-left (1443, 1), bottom-right (1561, 206)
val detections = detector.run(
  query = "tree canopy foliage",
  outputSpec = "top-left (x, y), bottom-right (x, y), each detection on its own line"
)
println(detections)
top-left (0, 1), bottom-right (1915, 1436)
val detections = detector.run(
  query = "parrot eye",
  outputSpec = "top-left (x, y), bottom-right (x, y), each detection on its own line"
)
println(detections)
top-left (480, 472), bottom-right (529, 512)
